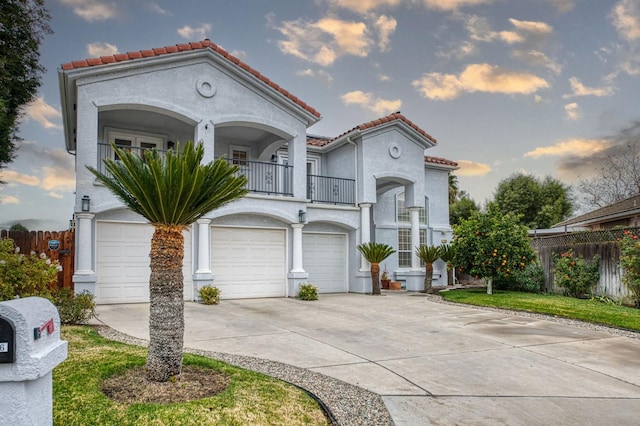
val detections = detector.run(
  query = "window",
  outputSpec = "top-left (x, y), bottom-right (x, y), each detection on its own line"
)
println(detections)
top-left (106, 130), bottom-right (164, 161)
top-left (396, 193), bottom-right (427, 224)
top-left (232, 149), bottom-right (248, 166)
top-left (397, 228), bottom-right (426, 268)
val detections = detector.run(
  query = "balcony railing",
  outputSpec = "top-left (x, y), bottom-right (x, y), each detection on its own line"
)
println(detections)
top-left (219, 158), bottom-right (293, 197)
top-left (307, 174), bottom-right (355, 205)
top-left (97, 143), bottom-right (163, 176)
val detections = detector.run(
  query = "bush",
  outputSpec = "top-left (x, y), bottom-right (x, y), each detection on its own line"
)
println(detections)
top-left (53, 288), bottom-right (95, 324)
top-left (199, 285), bottom-right (220, 305)
top-left (0, 238), bottom-right (60, 300)
top-left (553, 249), bottom-right (599, 298)
top-left (495, 262), bottom-right (544, 293)
top-left (619, 229), bottom-right (640, 307)
top-left (297, 283), bottom-right (318, 301)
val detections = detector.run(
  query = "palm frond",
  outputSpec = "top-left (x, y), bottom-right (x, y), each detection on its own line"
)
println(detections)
top-left (357, 242), bottom-right (396, 264)
top-left (415, 245), bottom-right (443, 263)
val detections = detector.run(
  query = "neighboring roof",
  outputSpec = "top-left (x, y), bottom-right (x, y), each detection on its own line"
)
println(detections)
top-left (60, 39), bottom-right (321, 119)
top-left (554, 194), bottom-right (640, 228)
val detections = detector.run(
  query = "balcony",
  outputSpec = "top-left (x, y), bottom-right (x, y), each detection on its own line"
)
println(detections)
top-left (307, 174), bottom-right (355, 205)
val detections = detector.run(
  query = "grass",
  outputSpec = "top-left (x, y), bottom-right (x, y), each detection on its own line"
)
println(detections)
top-left (53, 326), bottom-right (329, 426)
top-left (441, 289), bottom-right (640, 332)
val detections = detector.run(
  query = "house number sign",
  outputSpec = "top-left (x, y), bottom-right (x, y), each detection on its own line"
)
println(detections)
top-left (0, 342), bottom-right (7, 352)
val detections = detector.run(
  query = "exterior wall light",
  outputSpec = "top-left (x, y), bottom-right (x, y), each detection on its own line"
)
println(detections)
top-left (298, 209), bottom-right (307, 224)
top-left (81, 195), bottom-right (91, 212)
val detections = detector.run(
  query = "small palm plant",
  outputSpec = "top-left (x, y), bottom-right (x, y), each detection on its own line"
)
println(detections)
top-left (88, 141), bottom-right (247, 382)
top-left (439, 244), bottom-right (456, 286)
top-left (357, 242), bottom-right (396, 295)
top-left (415, 245), bottom-right (443, 292)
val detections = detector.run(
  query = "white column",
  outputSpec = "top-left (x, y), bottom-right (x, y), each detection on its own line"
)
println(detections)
top-left (410, 207), bottom-right (421, 270)
top-left (291, 223), bottom-right (305, 273)
top-left (195, 218), bottom-right (212, 274)
top-left (359, 203), bottom-right (372, 271)
top-left (75, 213), bottom-right (94, 274)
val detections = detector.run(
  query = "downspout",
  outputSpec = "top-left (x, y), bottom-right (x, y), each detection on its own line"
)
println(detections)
top-left (346, 136), bottom-right (358, 205)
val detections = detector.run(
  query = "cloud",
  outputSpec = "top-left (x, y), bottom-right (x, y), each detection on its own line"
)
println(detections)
top-left (524, 138), bottom-right (611, 158)
top-left (378, 74), bottom-right (391, 81)
top-left (177, 23), bottom-right (212, 40)
top-left (0, 169), bottom-right (40, 186)
top-left (271, 14), bottom-right (373, 66)
top-left (147, 2), bottom-right (170, 15)
top-left (512, 49), bottom-right (562, 74)
top-left (374, 15), bottom-right (397, 51)
top-left (465, 15), bottom-right (552, 45)
top-left (60, 0), bottom-right (117, 21)
top-left (611, 0), bottom-right (640, 41)
top-left (341, 90), bottom-right (401, 115)
top-left (48, 192), bottom-right (64, 199)
top-left (0, 195), bottom-right (20, 205)
top-left (563, 77), bottom-right (615, 98)
top-left (564, 102), bottom-right (581, 121)
top-left (41, 153), bottom-right (76, 193)
top-left (509, 18), bottom-right (553, 37)
top-left (24, 97), bottom-right (62, 131)
top-left (549, 0), bottom-right (575, 13)
top-left (296, 68), bottom-right (334, 85)
top-left (324, 0), bottom-right (402, 14)
top-left (87, 42), bottom-right (118, 57)
top-left (455, 160), bottom-right (492, 176)
top-left (412, 63), bottom-right (549, 100)
top-left (230, 50), bottom-right (247, 60)
top-left (422, 0), bottom-right (496, 11)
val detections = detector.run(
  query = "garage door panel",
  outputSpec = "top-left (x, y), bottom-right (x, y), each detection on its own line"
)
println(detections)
top-left (211, 227), bottom-right (285, 299)
top-left (303, 233), bottom-right (347, 293)
top-left (97, 222), bottom-right (193, 304)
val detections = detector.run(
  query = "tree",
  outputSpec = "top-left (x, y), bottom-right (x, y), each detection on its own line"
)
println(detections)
top-left (357, 242), bottom-right (395, 295)
top-left (415, 245), bottom-right (442, 292)
top-left (448, 173), bottom-right (459, 204)
top-left (439, 243), bottom-right (455, 286)
top-left (452, 210), bottom-right (537, 294)
top-left (490, 173), bottom-right (573, 229)
top-left (449, 193), bottom-right (480, 226)
top-left (578, 139), bottom-right (640, 208)
top-left (88, 142), bottom-right (248, 382)
top-left (0, 0), bottom-right (52, 171)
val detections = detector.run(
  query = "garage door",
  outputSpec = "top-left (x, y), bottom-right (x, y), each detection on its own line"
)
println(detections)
top-left (211, 227), bottom-right (286, 299)
top-left (96, 222), bottom-right (193, 304)
top-left (303, 233), bottom-right (347, 293)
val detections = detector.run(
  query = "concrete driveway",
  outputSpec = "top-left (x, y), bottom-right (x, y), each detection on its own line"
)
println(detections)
top-left (95, 293), bottom-right (640, 425)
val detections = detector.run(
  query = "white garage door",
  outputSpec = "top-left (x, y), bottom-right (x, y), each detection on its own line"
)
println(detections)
top-left (96, 222), bottom-right (193, 304)
top-left (211, 227), bottom-right (286, 299)
top-left (303, 233), bottom-right (347, 293)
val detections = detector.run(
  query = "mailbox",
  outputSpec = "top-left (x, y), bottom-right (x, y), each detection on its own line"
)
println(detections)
top-left (0, 317), bottom-right (15, 363)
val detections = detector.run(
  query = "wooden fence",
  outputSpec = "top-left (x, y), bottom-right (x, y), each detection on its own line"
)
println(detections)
top-left (531, 228), bottom-right (638, 301)
top-left (1, 229), bottom-right (75, 290)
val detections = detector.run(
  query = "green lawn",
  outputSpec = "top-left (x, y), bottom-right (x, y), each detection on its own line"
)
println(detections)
top-left (441, 289), bottom-right (640, 332)
top-left (53, 326), bottom-right (329, 426)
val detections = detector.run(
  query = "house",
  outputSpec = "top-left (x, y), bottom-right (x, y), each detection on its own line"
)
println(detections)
top-left (58, 40), bottom-right (457, 304)
top-left (553, 194), bottom-right (640, 231)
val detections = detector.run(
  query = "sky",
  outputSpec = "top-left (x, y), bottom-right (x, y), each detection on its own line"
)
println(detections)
top-left (1, 0), bottom-right (640, 231)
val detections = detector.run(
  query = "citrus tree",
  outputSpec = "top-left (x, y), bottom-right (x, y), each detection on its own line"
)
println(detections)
top-left (88, 141), bottom-right (247, 382)
top-left (357, 242), bottom-right (395, 295)
top-left (453, 211), bottom-right (537, 294)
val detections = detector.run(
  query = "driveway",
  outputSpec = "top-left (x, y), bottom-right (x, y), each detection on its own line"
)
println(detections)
top-left (95, 293), bottom-right (640, 425)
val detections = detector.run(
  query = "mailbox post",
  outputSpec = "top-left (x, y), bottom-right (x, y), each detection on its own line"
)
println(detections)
top-left (0, 297), bottom-right (68, 426)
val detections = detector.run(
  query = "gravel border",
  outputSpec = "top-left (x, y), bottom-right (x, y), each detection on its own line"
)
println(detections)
top-left (93, 325), bottom-right (394, 426)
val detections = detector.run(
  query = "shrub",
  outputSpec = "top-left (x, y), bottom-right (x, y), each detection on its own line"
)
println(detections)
top-left (0, 238), bottom-right (60, 300)
top-left (53, 288), bottom-right (95, 324)
top-left (495, 262), bottom-right (544, 293)
top-left (199, 285), bottom-right (221, 305)
top-left (619, 229), bottom-right (640, 307)
top-left (553, 249), bottom-right (599, 298)
top-left (297, 283), bottom-right (318, 301)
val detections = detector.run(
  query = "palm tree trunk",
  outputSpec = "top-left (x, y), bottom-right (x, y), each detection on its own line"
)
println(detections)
top-left (371, 262), bottom-right (381, 295)
top-left (146, 225), bottom-right (185, 382)
top-left (424, 262), bottom-right (434, 292)
top-left (447, 267), bottom-right (454, 286)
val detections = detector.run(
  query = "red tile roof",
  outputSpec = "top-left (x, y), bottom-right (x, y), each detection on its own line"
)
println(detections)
top-left (424, 156), bottom-right (458, 167)
top-left (60, 40), bottom-right (321, 119)
top-left (333, 111), bottom-right (437, 144)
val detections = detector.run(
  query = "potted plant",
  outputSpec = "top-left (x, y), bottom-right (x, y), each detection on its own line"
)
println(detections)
top-left (381, 270), bottom-right (391, 289)
top-left (357, 242), bottom-right (396, 295)
top-left (415, 245), bottom-right (443, 293)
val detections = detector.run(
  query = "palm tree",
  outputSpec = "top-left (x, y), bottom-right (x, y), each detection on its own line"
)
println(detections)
top-left (415, 245), bottom-right (443, 292)
top-left (357, 242), bottom-right (395, 295)
top-left (448, 173), bottom-right (459, 205)
top-left (88, 141), bottom-right (247, 382)
top-left (439, 244), bottom-right (456, 286)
